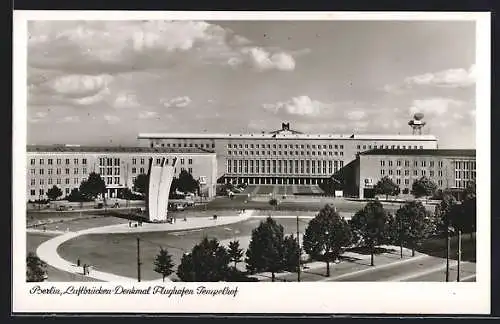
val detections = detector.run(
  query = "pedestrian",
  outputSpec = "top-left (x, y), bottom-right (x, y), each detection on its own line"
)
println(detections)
top-left (83, 264), bottom-right (87, 275)
top-left (77, 258), bottom-right (80, 267)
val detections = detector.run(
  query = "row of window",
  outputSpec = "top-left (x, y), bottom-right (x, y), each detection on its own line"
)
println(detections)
top-left (30, 178), bottom-right (85, 186)
top-left (131, 158), bottom-right (192, 165)
top-left (156, 143), bottom-right (215, 149)
top-left (227, 159), bottom-right (344, 175)
top-left (30, 158), bottom-right (88, 165)
top-left (381, 169), bottom-right (443, 177)
top-left (454, 160), bottom-right (476, 170)
top-left (358, 144), bottom-right (423, 150)
top-left (455, 170), bottom-right (476, 180)
top-left (228, 143), bottom-right (345, 150)
top-left (228, 150), bottom-right (344, 157)
top-left (31, 188), bottom-right (72, 196)
top-left (380, 160), bottom-right (444, 168)
top-left (30, 168), bottom-right (88, 175)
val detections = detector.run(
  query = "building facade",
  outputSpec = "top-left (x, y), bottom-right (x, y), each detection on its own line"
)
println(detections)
top-left (352, 149), bottom-right (476, 198)
top-left (26, 145), bottom-right (217, 201)
top-left (138, 123), bottom-right (438, 185)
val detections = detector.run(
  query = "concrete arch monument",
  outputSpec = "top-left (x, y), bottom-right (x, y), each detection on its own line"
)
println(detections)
top-left (146, 157), bottom-right (178, 222)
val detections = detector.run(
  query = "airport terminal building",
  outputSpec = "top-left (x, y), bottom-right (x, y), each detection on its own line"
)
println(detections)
top-left (26, 145), bottom-right (217, 201)
top-left (349, 149), bottom-right (476, 198)
top-left (138, 122), bottom-right (438, 185)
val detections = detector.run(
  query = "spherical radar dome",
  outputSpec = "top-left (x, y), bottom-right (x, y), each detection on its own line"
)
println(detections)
top-left (413, 112), bottom-right (424, 120)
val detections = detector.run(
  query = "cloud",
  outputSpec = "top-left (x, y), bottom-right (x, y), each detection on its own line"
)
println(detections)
top-left (104, 115), bottom-right (120, 124)
top-left (240, 47), bottom-right (295, 71)
top-left (162, 96), bottom-right (192, 108)
top-left (385, 64), bottom-right (476, 93)
top-left (138, 111), bottom-right (159, 119)
top-left (113, 92), bottom-right (140, 109)
top-left (57, 116), bottom-right (80, 123)
top-left (28, 20), bottom-right (303, 74)
top-left (346, 110), bottom-right (366, 121)
top-left (409, 98), bottom-right (466, 116)
top-left (263, 96), bottom-right (332, 116)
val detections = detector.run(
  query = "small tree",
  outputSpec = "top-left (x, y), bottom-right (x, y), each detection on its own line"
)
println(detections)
top-left (227, 240), bottom-right (244, 269)
top-left (177, 237), bottom-right (230, 282)
top-left (66, 188), bottom-right (86, 202)
top-left (411, 177), bottom-right (438, 199)
top-left (80, 172), bottom-right (106, 201)
top-left (374, 176), bottom-right (400, 200)
top-left (46, 185), bottom-right (63, 201)
top-left (350, 200), bottom-right (390, 266)
top-left (395, 201), bottom-right (429, 256)
top-left (177, 170), bottom-right (199, 194)
top-left (283, 234), bottom-right (300, 273)
top-left (245, 217), bottom-right (286, 282)
top-left (26, 252), bottom-right (47, 282)
top-left (153, 248), bottom-right (175, 282)
top-left (133, 174), bottom-right (148, 196)
top-left (303, 204), bottom-right (351, 277)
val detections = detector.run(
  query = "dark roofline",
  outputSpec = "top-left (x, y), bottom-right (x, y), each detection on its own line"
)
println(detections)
top-left (26, 145), bottom-right (216, 154)
top-left (359, 149), bottom-right (476, 157)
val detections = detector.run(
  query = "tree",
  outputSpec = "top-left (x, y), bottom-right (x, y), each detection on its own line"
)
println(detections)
top-left (133, 174), bottom-right (148, 195)
top-left (153, 248), bottom-right (175, 282)
top-left (395, 201), bottom-right (429, 257)
top-left (46, 185), bottom-right (63, 201)
top-left (350, 200), bottom-right (390, 266)
top-left (302, 204), bottom-right (351, 277)
top-left (177, 170), bottom-right (199, 194)
top-left (435, 193), bottom-right (458, 237)
top-left (411, 177), bottom-right (438, 199)
top-left (227, 240), bottom-right (244, 269)
top-left (282, 234), bottom-right (300, 273)
top-left (177, 237), bottom-right (230, 282)
top-left (66, 188), bottom-right (86, 202)
top-left (79, 172), bottom-right (106, 200)
top-left (245, 217), bottom-right (286, 282)
top-left (374, 176), bottom-right (400, 200)
top-left (26, 252), bottom-right (47, 282)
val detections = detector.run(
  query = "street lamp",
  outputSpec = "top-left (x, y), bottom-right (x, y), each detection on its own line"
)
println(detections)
top-left (325, 230), bottom-right (330, 277)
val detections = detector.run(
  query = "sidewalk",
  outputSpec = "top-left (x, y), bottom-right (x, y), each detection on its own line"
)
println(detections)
top-left (36, 210), bottom-right (255, 283)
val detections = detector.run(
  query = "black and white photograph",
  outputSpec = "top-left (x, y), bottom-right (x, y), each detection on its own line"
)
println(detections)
top-left (13, 11), bottom-right (491, 314)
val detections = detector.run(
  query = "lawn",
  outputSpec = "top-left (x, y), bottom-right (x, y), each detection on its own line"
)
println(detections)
top-left (57, 218), bottom-right (307, 282)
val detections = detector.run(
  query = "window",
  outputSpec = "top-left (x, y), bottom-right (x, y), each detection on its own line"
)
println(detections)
top-left (30, 189), bottom-right (35, 196)
top-left (180, 159), bottom-right (185, 165)
top-left (74, 168), bottom-right (78, 174)
top-left (396, 169), bottom-right (401, 176)
top-left (429, 161), bottom-right (434, 167)
top-left (438, 161), bottom-right (443, 168)
top-left (388, 161), bottom-right (393, 167)
top-left (405, 179), bottom-right (409, 185)
top-left (48, 159), bottom-right (53, 165)
top-left (57, 159), bottom-right (61, 165)
top-left (30, 169), bottom-right (35, 175)
top-left (396, 178), bottom-right (401, 185)
top-left (188, 159), bottom-right (193, 165)
top-left (56, 179), bottom-right (61, 184)
top-left (438, 180), bottom-right (443, 186)
top-left (140, 158), bottom-right (145, 164)
top-left (30, 179), bottom-right (35, 185)
top-left (65, 188), bottom-right (70, 194)
top-left (82, 158), bottom-right (87, 165)
top-left (132, 158), bottom-right (137, 165)
top-left (83, 168), bottom-right (87, 174)
top-left (430, 170), bottom-right (434, 177)
top-left (140, 167), bottom-right (144, 174)
top-left (421, 170), bottom-right (426, 176)
top-left (39, 159), bottom-right (44, 165)
top-left (421, 160), bottom-right (426, 167)
top-left (380, 160), bottom-right (385, 167)
top-left (397, 160), bottom-right (401, 167)
top-left (39, 169), bottom-right (44, 175)
top-left (156, 158), bottom-right (161, 165)
top-left (381, 169), bottom-right (385, 175)
top-left (39, 189), bottom-right (44, 196)
top-left (188, 168), bottom-right (193, 174)
top-left (66, 159), bottom-right (70, 165)
top-left (65, 178), bottom-right (70, 184)
top-left (74, 178), bottom-right (79, 184)
top-left (357, 145), bottom-right (361, 149)
top-left (405, 160), bottom-right (410, 167)
top-left (74, 158), bottom-right (78, 164)
top-left (405, 170), bottom-right (409, 176)
top-left (65, 168), bottom-right (70, 175)
top-left (414, 170), bottom-right (418, 176)
top-left (389, 169), bottom-right (393, 175)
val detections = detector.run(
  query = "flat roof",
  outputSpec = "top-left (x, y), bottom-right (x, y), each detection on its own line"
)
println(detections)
top-left (138, 133), bottom-right (437, 141)
top-left (359, 149), bottom-right (476, 157)
top-left (26, 145), bottom-right (215, 154)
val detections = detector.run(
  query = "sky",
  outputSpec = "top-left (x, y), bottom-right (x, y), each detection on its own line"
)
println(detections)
top-left (26, 19), bottom-right (476, 148)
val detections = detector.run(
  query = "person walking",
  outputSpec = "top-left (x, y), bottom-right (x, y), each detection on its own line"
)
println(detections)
top-left (82, 264), bottom-right (87, 275)
top-left (77, 258), bottom-right (81, 267)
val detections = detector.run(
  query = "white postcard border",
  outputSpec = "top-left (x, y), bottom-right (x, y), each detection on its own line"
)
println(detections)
top-left (12, 10), bottom-right (491, 314)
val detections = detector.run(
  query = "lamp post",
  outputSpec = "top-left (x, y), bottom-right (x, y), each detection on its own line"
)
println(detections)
top-left (296, 214), bottom-right (301, 282)
top-left (325, 230), bottom-right (330, 277)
